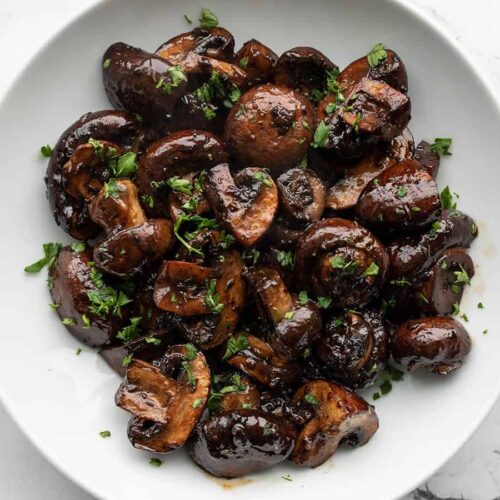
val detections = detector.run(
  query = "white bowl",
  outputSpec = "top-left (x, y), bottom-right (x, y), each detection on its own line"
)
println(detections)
top-left (0, 1), bottom-right (499, 499)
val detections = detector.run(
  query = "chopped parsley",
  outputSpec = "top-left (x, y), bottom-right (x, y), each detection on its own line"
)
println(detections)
top-left (284, 311), bottom-right (294, 320)
top-left (281, 474), bottom-right (293, 482)
top-left (199, 7), bottom-right (218, 28)
top-left (181, 360), bottom-right (197, 389)
top-left (352, 111), bottom-right (363, 133)
top-left (253, 171), bottom-right (273, 187)
top-left (102, 58), bottom-right (111, 69)
top-left (367, 43), bottom-right (388, 68)
top-left (451, 265), bottom-right (471, 294)
top-left (184, 14), bottom-right (193, 24)
top-left (396, 186), bottom-right (408, 199)
top-left (173, 213), bottom-right (219, 256)
top-left (431, 137), bottom-right (452, 156)
top-left (122, 354), bottom-right (133, 367)
top-left (222, 333), bottom-right (249, 360)
top-left (478, 302), bottom-right (485, 309)
top-left (203, 106), bottom-right (217, 120)
top-left (76, 347), bottom-right (82, 356)
top-left (304, 393), bottom-right (319, 405)
top-left (116, 317), bottom-right (142, 343)
top-left (99, 430), bottom-right (111, 438)
top-left (24, 242), bottom-right (62, 273)
top-left (440, 186), bottom-right (457, 209)
top-left (298, 291), bottom-right (309, 305)
top-left (40, 145), bottom-right (53, 158)
top-left (277, 250), bottom-right (294, 269)
top-left (239, 56), bottom-right (249, 68)
top-left (70, 242), bottom-right (86, 253)
top-left (149, 458), bottom-right (162, 467)
top-left (108, 151), bottom-right (137, 178)
top-left (311, 120), bottom-right (329, 148)
top-left (141, 194), bottom-right (155, 209)
top-left (103, 178), bottom-right (126, 199)
top-left (330, 255), bottom-right (359, 273)
top-left (192, 398), bottom-right (203, 408)
top-left (62, 317), bottom-right (77, 326)
top-left (205, 279), bottom-right (224, 314)
top-left (452, 303), bottom-right (460, 316)
top-left (362, 262), bottom-right (380, 278)
top-left (317, 296), bottom-right (332, 309)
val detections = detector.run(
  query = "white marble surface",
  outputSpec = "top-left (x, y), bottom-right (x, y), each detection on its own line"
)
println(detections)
top-left (1, 0), bottom-right (499, 498)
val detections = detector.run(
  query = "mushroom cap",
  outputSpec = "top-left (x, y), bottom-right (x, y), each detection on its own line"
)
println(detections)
top-left (290, 380), bottom-right (379, 467)
top-left (224, 84), bottom-right (315, 175)
top-left (208, 372), bottom-right (261, 413)
top-left (235, 39), bottom-right (278, 88)
top-left (186, 409), bottom-right (296, 478)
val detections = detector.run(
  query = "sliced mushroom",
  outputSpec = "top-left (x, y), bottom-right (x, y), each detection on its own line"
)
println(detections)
top-left (290, 380), bottom-right (378, 467)
top-left (314, 310), bottom-right (389, 390)
top-left (277, 168), bottom-right (326, 222)
top-left (45, 110), bottom-right (142, 239)
top-left (274, 47), bottom-right (338, 99)
top-left (156, 27), bottom-right (235, 64)
top-left (154, 261), bottom-right (217, 316)
top-left (387, 210), bottom-right (478, 278)
top-left (224, 83), bottom-right (315, 175)
top-left (186, 409), bottom-right (296, 478)
top-left (392, 317), bottom-right (472, 375)
top-left (295, 218), bottom-right (389, 307)
top-left (204, 164), bottom-right (278, 247)
top-left (225, 334), bottom-right (302, 389)
top-left (115, 344), bottom-right (210, 452)
top-left (414, 140), bottom-right (440, 178)
top-left (246, 266), bottom-right (322, 359)
top-left (418, 248), bottom-right (475, 315)
top-left (49, 247), bottom-right (125, 347)
top-left (235, 39), bottom-right (278, 87)
top-left (136, 130), bottom-right (227, 217)
top-left (356, 159), bottom-right (441, 232)
top-left (102, 42), bottom-right (188, 124)
top-left (208, 372), bottom-right (261, 412)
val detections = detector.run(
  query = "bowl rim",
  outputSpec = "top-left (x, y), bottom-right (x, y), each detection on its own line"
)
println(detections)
top-left (1, 1), bottom-right (499, 499)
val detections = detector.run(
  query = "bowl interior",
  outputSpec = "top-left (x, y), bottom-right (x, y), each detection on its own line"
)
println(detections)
top-left (0, 1), bottom-right (499, 499)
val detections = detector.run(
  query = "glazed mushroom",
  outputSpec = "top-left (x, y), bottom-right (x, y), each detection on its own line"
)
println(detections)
top-left (414, 140), bottom-right (440, 178)
top-left (225, 334), bottom-right (302, 389)
top-left (224, 83), bottom-right (315, 175)
top-left (186, 409), bottom-right (296, 478)
top-left (295, 218), bottom-right (389, 307)
top-left (167, 171), bottom-right (211, 222)
top-left (204, 164), bottom-right (278, 247)
top-left (208, 372), bottom-right (261, 412)
top-left (156, 27), bottom-right (235, 63)
top-left (274, 47), bottom-right (338, 99)
top-left (277, 168), bottom-right (326, 222)
top-left (392, 317), bottom-right (472, 375)
top-left (45, 110), bottom-right (142, 239)
top-left (314, 310), bottom-right (389, 390)
top-left (387, 209), bottom-right (478, 278)
top-left (115, 344), bottom-right (210, 452)
top-left (235, 39), bottom-right (278, 87)
top-left (49, 247), bottom-right (125, 347)
top-left (290, 380), bottom-right (379, 467)
top-left (356, 159), bottom-right (441, 232)
top-left (90, 179), bottom-right (174, 278)
top-left (246, 266), bottom-right (322, 359)
top-left (136, 130), bottom-right (227, 217)
top-left (418, 247), bottom-right (475, 315)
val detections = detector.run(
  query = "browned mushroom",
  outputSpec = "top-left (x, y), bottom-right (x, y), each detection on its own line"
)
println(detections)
top-left (156, 27), bottom-right (235, 63)
top-left (246, 266), bottom-right (322, 359)
top-left (235, 39), bottom-right (278, 87)
top-left (277, 168), bottom-right (326, 222)
top-left (204, 164), bottom-right (278, 247)
top-left (356, 159), bottom-right (441, 232)
top-left (186, 409), bottom-right (296, 478)
top-left (224, 334), bottom-right (302, 389)
top-left (167, 171), bottom-right (210, 222)
top-left (314, 310), bottom-right (389, 390)
top-left (136, 130), bottom-right (227, 217)
top-left (295, 218), bottom-right (389, 307)
top-left (414, 140), bottom-right (440, 178)
top-left (224, 83), bottom-right (315, 175)
top-left (208, 372), bottom-right (261, 412)
top-left (115, 344), bottom-right (210, 452)
top-left (392, 317), bottom-right (472, 375)
top-left (290, 380), bottom-right (379, 467)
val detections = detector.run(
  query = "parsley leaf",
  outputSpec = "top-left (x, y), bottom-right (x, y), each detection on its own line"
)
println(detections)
top-left (367, 43), bottom-right (388, 68)
top-left (317, 296), bottom-right (332, 309)
top-left (431, 138), bottom-right (452, 156)
top-left (116, 317), bottom-right (142, 343)
top-left (103, 178), bottom-right (126, 199)
top-left (24, 242), bottom-right (62, 273)
top-left (99, 430), bottom-right (111, 438)
top-left (71, 242), bottom-right (86, 253)
top-left (240, 56), bottom-right (249, 68)
top-left (440, 186), bottom-right (457, 209)
top-left (205, 279), bottom-right (224, 314)
top-left (304, 393), bottom-right (319, 405)
top-left (298, 291), bottom-right (309, 305)
top-left (40, 145), bottom-right (53, 158)
top-left (108, 152), bottom-right (137, 178)
top-left (277, 250), bottom-right (294, 269)
top-left (362, 262), bottom-right (380, 277)
top-left (199, 7), bottom-right (218, 28)
top-left (253, 171), bottom-right (273, 187)
top-left (222, 333), bottom-right (249, 360)
top-left (311, 120), bottom-right (329, 148)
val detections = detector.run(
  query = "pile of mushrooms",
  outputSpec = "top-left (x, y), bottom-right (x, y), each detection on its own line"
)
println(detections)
top-left (38, 10), bottom-right (478, 479)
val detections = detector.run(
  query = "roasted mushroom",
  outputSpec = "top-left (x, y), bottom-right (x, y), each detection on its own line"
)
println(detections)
top-left (356, 159), bottom-right (441, 232)
top-left (314, 310), bottom-right (389, 390)
top-left (290, 380), bottom-right (379, 467)
top-left (115, 345), bottom-right (210, 452)
top-left (224, 83), bottom-right (315, 175)
top-left (295, 218), bottom-right (389, 307)
top-left (204, 164), bottom-right (278, 247)
top-left (235, 39), bottom-right (278, 87)
top-left (45, 110), bottom-right (142, 239)
top-left (208, 372), bottom-right (261, 412)
top-left (186, 409), bottom-right (296, 477)
top-left (414, 140), bottom-right (440, 178)
top-left (392, 317), bottom-right (472, 375)
top-left (246, 266), bottom-right (322, 359)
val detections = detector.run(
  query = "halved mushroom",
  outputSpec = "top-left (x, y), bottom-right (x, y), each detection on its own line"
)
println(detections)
top-left (274, 47), bottom-right (338, 99)
top-left (102, 42), bottom-right (188, 124)
top-left (90, 179), bottom-right (174, 278)
top-left (225, 334), bottom-right (302, 389)
top-left (224, 83), bottom-right (315, 175)
top-left (235, 39), bottom-right (278, 87)
top-left (246, 266), bottom-right (322, 359)
top-left (290, 380), bottom-right (378, 467)
top-left (136, 130), bottom-right (227, 217)
top-left (181, 54), bottom-right (247, 88)
top-left (45, 110), bottom-right (142, 239)
top-left (156, 27), bottom-right (235, 64)
top-left (115, 344), bottom-right (210, 452)
top-left (167, 171), bottom-right (211, 222)
top-left (154, 261), bottom-right (217, 316)
top-left (49, 247), bottom-right (125, 347)
top-left (186, 409), bottom-right (296, 478)
top-left (208, 372), bottom-right (261, 412)
top-left (387, 210), bottom-right (478, 278)
top-left (356, 159), bottom-right (441, 232)
top-left (295, 218), bottom-right (389, 307)
top-left (418, 248), bottom-right (475, 315)
top-left (414, 140), bottom-right (440, 178)
top-left (277, 168), bottom-right (326, 222)
top-left (392, 317), bottom-right (472, 375)
top-left (204, 164), bottom-right (278, 247)
top-left (314, 310), bottom-right (389, 390)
